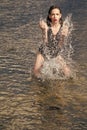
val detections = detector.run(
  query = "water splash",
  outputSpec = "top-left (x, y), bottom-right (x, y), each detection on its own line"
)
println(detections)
top-left (40, 14), bottom-right (76, 80)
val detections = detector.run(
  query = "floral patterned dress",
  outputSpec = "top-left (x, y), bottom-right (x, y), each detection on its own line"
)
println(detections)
top-left (39, 26), bottom-right (62, 59)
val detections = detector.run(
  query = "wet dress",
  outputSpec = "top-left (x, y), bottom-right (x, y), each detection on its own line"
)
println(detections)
top-left (39, 26), bottom-right (62, 59)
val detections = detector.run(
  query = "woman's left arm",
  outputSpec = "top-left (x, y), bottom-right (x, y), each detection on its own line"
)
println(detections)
top-left (61, 25), bottom-right (69, 37)
top-left (58, 25), bottom-right (69, 48)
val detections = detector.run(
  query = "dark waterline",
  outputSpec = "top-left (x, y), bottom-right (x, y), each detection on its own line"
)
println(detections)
top-left (0, 0), bottom-right (87, 130)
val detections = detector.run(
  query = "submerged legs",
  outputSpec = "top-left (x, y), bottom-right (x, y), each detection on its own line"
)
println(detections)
top-left (56, 55), bottom-right (72, 78)
top-left (33, 54), bottom-right (73, 79)
top-left (34, 53), bottom-right (44, 77)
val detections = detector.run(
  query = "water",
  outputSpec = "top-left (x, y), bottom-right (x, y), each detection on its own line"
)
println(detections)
top-left (0, 0), bottom-right (87, 130)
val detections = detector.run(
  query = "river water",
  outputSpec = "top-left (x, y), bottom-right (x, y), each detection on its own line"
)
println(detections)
top-left (0, 0), bottom-right (87, 130)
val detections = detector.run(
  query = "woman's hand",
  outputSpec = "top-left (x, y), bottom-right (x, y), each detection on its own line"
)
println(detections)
top-left (39, 19), bottom-right (47, 30)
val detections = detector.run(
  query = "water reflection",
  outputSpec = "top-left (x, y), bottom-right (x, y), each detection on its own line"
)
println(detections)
top-left (0, 0), bottom-right (87, 130)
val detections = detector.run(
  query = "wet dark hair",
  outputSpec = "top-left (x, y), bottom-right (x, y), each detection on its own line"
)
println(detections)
top-left (47, 5), bottom-right (63, 26)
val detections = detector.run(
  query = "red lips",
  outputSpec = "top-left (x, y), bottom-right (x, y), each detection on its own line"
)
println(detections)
top-left (54, 19), bottom-right (57, 21)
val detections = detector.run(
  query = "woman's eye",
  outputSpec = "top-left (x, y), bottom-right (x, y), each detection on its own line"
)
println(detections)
top-left (52, 14), bottom-right (54, 16)
top-left (51, 13), bottom-right (59, 16)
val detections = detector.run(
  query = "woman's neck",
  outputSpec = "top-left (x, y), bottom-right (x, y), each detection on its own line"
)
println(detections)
top-left (50, 22), bottom-right (61, 36)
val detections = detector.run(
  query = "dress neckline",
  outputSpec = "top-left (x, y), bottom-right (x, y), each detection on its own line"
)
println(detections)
top-left (50, 26), bottom-right (61, 37)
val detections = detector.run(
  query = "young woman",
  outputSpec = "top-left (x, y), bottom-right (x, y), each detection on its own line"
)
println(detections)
top-left (34, 5), bottom-right (72, 78)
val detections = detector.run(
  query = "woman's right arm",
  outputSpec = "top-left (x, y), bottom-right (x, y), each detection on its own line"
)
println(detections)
top-left (39, 20), bottom-right (48, 43)
top-left (39, 19), bottom-right (47, 30)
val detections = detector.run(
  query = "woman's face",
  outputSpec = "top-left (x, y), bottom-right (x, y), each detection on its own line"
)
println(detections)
top-left (49, 8), bottom-right (62, 24)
